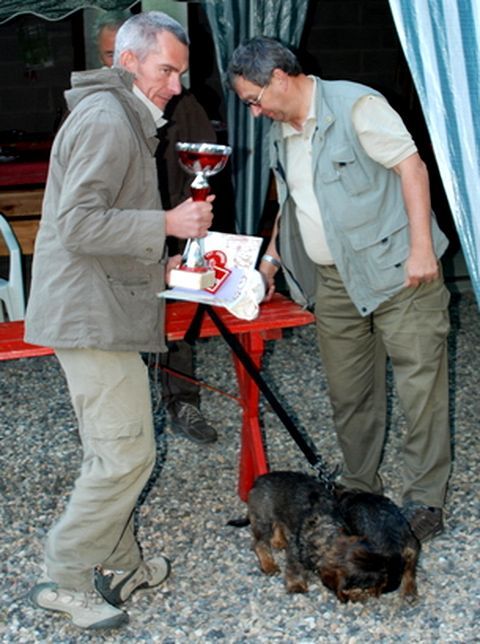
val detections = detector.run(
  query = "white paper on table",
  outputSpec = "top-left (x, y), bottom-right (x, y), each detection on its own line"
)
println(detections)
top-left (157, 231), bottom-right (263, 309)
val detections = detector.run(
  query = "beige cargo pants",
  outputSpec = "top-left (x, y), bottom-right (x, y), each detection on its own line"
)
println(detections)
top-left (45, 349), bottom-right (156, 591)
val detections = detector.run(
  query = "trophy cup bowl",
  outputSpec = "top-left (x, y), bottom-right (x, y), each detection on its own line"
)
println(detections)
top-left (176, 142), bottom-right (232, 188)
top-left (169, 142), bottom-right (232, 290)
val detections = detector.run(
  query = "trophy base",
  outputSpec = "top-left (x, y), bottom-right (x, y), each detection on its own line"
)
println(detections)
top-left (169, 267), bottom-right (216, 290)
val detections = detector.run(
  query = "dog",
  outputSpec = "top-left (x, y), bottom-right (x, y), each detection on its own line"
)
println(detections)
top-left (242, 471), bottom-right (420, 603)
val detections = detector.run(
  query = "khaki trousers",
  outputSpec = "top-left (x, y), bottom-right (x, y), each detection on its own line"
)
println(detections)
top-left (45, 349), bottom-right (156, 591)
top-left (315, 265), bottom-right (451, 508)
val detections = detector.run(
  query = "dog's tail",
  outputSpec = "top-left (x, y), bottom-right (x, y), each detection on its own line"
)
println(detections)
top-left (227, 516), bottom-right (250, 528)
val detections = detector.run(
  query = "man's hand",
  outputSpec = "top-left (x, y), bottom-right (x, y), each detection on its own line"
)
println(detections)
top-left (259, 258), bottom-right (278, 302)
top-left (166, 254), bottom-right (183, 283)
top-left (404, 250), bottom-right (439, 288)
top-left (165, 196), bottom-right (214, 239)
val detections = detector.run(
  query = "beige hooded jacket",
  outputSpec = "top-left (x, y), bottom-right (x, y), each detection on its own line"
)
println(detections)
top-left (25, 68), bottom-right (168, 352)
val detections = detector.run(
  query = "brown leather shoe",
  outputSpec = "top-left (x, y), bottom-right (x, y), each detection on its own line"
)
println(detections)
top-left (403, 501), bottom-right (444, 542)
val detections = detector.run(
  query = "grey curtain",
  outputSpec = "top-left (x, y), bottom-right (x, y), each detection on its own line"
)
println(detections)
top-left (0, 1), bottom-right (136, 24)
top-left (389, 0), bottom-right (480, 308)
top-left (204, 0), bottom-right (309, 234)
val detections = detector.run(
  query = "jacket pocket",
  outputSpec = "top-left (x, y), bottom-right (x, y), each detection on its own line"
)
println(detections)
top-left (349, 218), bottom-right (409, 267)
top-left (348, 219), bottom-right (410, 292)
top-left (321, 144), bottom-right (371, 196)
top-left (107, 275), bottom-right (151, 289)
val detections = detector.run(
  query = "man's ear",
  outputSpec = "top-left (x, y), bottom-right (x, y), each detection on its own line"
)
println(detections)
top-left (119, 50), bottom-right (137, 73)
top-left (271, 68), bottom-right (289, 93)
top-left (271, 68), bottom-right (287, 82)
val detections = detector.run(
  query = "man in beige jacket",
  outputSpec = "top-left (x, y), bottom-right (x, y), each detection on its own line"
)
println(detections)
top-left (26, 12), bottom-right (213, 630)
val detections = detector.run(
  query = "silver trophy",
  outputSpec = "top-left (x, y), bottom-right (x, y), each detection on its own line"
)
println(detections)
top-left (169, 142), bottom-right (232, 290)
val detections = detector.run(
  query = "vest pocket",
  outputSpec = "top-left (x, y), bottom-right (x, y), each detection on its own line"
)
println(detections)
top-left (325, 145), bottom-right (371, 196)
top-left (348, 220), bottom-right (409, 291)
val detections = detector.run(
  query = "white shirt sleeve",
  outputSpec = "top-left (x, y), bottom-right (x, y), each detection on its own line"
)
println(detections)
top-left (352, 94), bottom-right (417, 168)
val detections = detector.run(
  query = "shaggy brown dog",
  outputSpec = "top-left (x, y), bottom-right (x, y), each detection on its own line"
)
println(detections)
top-left (245, 471), bottom-right (420, 603)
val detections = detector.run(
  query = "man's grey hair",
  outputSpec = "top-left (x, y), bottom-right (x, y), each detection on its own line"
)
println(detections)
top-left (228, 36), bottom-right (302, 87)
top-left (93, 10), bottom-right (129, 43)
top-left (113, 11), bottom-right (189, 67)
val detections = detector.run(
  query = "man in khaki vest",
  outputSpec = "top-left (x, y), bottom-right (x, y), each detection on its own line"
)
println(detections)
top-left (229, 36), bottom-right (451, 543)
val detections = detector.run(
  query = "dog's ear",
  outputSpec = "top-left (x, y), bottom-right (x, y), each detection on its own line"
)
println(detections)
top-left (349, 541), bottom-right (388, 574)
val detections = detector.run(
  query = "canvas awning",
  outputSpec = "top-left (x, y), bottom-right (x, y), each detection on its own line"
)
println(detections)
top-left (0, 1), bottom-right (137, 24)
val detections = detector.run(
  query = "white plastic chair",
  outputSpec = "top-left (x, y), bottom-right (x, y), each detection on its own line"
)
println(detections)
top-left (0, 213), bottom-right (26, 321)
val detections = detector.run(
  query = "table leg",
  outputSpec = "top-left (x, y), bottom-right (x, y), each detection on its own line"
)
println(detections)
top-left (232, 331), bottom-right (269, 501)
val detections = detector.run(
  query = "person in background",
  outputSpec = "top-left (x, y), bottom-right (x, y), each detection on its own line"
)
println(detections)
top-left (228, 36), bottom-right (451, 543)
top-left (94, 10), bottom-right (129, 68)
top-left (25, 12), bottom-right (213, 630)
top-left (93, 11), bottom-right (232, 445)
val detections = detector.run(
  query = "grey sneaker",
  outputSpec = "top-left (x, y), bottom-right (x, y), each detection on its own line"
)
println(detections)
top-left (169, 401), bottom-right (218, 444)
top-left (94, 556), bottom-right (170, 606)
top-left (29, 582), bottom-right (128, 630)
top-left (403, 501), bottom-right (444, 542)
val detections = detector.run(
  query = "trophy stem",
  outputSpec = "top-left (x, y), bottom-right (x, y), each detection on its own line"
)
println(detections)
top-left (191, 172), bottom-right (210, 202)
top-left (183, 238), bottom-right (205, 269)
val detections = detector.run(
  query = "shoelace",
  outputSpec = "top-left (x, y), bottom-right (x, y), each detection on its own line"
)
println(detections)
top-left (50, 589), bottom-right (105, 608)
top-left (177, 404), bottom-right (203, 427)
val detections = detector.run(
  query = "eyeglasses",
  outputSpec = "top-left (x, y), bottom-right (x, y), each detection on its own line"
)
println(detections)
top-left (243, 84), bottom-right (268, 108)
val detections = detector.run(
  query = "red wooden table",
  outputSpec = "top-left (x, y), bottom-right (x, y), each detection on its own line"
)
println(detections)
top-left (0, 293), bottom-right (315, 499)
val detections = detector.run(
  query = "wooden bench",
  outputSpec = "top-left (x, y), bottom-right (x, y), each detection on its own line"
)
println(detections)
top-left (0, 294), bottom-right (315, 499)
top-left (0, 188), bottom-right (44, 256)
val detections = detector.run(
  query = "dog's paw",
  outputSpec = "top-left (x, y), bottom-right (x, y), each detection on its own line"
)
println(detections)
top-left (286, 578), bottom-right (309, 593)
top-left (400, 576), bottom-right (418, 603)
top-left (402, 589), bottom-right (418, 604)
top-left (260, 561), bottom-right (280, 575)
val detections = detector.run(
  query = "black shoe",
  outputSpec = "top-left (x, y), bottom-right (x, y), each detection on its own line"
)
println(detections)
top-left (169, 402), bottom-right (217, 444)
top-left (403, 500), bottom-right (444, 542)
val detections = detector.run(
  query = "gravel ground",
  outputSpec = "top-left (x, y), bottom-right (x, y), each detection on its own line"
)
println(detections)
top-left (1, 289), bottom-right (479, 643)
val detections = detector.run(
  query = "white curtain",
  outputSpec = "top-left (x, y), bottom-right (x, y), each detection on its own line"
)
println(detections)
top-left (389, 0), bottom-right (480, 308)
top-left (204, 0), bottom-right (309, 234)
